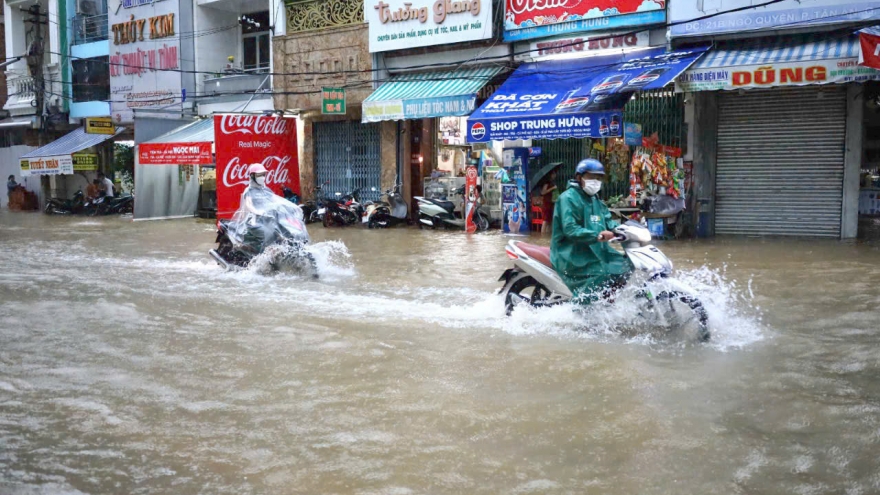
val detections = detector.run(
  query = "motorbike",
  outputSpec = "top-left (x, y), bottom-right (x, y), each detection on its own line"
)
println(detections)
top-left (497, 221), bottom-right (710, 342)
top-left (414, 185), bottom-right (490, 231)
top-left (208, 188), bottom-right (318, 277)
top-left (362, 184), bottom-right (409, 228)
top-left (322, 187), bottom-right (363, 228)
top-left (83, 194), bottom-right (134, 216)
top-left (45, 190), bottom-right (85, 215)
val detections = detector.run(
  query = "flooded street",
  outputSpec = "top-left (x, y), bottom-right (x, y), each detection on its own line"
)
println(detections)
top-left (2, 210), bottom-right (880, 494)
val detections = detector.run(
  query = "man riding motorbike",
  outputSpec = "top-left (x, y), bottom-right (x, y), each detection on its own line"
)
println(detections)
top-left (550, 159), bottom-right (633, 303)
top-left (228, 163), bottom-right (305, 253)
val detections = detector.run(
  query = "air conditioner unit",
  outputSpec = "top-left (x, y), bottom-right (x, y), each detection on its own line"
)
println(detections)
top-left (76, 0), bottom-right (99, 16)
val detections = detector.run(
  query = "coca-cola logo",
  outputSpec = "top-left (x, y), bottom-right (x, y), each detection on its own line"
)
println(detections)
top-left (222, 156), bottom-right (292, 188)
top-left (219, 114), bottom-right (289, 136)
top-left (508, 0), bottom-right (575, 15)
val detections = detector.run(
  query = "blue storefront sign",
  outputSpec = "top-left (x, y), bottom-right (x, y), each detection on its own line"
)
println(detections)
top-left (467, 46), bottom-right (709, 142)
top-left (669, 0), bottom-right (880, 38)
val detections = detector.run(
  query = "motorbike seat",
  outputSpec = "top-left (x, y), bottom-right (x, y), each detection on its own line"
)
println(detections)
top-left (427, 198), bottom-right (455, 213)
top-left (516, 242), bottom-right (553, 268)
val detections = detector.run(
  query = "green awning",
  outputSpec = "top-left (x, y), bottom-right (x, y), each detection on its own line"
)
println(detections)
top-left (362, 66), bottom-right (503, 123)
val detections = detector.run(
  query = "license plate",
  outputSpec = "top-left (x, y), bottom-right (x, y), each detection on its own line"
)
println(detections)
top-left (317, 208), bottom-right (326, 215)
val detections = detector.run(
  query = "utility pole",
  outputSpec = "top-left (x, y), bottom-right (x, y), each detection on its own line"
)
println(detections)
top-left (23, 4), bottom-right (47, 141)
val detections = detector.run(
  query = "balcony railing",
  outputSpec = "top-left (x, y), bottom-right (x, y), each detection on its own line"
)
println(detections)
top-left (285, 0), bottom-right (362, 34)
top-left (72, 13), bottom-right (109, 45)
top-left (203, 72), bottom-right (270, 96)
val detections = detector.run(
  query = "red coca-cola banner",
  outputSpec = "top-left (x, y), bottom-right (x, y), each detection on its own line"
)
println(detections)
top-left (859, 30), bottom-right (880, 70)
top-left (138, 142), bottom-right (213, 165)
top-left (214, 114), bottom-right (300, 219)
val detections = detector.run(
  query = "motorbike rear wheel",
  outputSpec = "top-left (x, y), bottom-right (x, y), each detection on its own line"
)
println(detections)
top-left (475, 212), bottom-right (490, 232)
top-left (504, 275), bottom-right (551, 316)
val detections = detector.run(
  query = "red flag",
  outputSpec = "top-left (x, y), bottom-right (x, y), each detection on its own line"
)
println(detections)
top-left (859, 29), bottom-right (880, 70)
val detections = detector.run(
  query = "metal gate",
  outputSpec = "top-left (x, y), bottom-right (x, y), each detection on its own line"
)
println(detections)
top-left (314, 121), bottom-right (381, 202)
top-left (716, 87), bottom-right (846, 237)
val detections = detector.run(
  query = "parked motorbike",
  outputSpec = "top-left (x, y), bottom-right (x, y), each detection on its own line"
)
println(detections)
top-left (362, 184), bottom-right (409, 228)
top-left (323, 187), bottom-right (362, 228)
top-left (45, 190), bottom-right (85, 215)
top-left (208, 188), bottom-right (318, 277)
top-left (414, 185), bottom-right (490, 231)
top-left (497, 221), bottom-right (710, 342)
top-left (83, 194), bottom-right (134, 216)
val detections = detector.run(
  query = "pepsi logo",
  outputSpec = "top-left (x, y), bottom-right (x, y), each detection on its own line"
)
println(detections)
top-left (471, 122), bottom-right (486, 140)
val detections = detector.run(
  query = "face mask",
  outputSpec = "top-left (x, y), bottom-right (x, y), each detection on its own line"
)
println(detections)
top-left (254, 175), bottom-right (266, 186)
top-left (582, 179), bottom-right (602, 196)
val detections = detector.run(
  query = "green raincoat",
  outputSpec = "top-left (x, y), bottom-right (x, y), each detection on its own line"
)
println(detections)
top-left (550, 181), bottom-right (633, 301)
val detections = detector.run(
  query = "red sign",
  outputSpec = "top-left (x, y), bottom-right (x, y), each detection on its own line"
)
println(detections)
top-left (505, 0), bottom-right (665, 30)
top-left (214, 114), bottom-right (300, 219)
top-left (859, 30), bottom-right (880, 70)
top-left (464, 165), bottom-right (478, 233)
top-left (138, 142), bottom-right (213, 165)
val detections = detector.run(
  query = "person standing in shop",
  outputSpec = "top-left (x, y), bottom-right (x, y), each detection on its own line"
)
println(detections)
top-left (7, 175), bottom-right (18, 205)
top-left (97, 172), bottom-right (115, 198)
top-left (539, 169), bottom-right (559, 232)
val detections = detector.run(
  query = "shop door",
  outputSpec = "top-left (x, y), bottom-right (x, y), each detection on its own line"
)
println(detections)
top-left (314, 121), bottom-right (381, 202)
top-left (715, 87), bottom-right (846, 237)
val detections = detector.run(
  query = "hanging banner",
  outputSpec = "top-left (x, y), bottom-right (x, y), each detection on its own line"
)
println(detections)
top-left (504, 0), bottom-right (666, 42)
top-left (859, 27), bottom-right (880, 70)
top-left (464, 165), bottom-right (478, 233)
top-left (139, 142), bottom-right (213, 165)
top-left (214, 114), bottom-right (300, 219)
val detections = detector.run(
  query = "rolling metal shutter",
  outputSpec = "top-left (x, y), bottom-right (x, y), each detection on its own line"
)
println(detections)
top-left (715, 87), bottom-right (846, 237)
top-left (314, 121), bottom-right (382, 202)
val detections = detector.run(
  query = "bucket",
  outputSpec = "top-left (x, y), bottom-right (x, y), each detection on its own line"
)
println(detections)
top-left (647, 218), bottom-right (665, 238)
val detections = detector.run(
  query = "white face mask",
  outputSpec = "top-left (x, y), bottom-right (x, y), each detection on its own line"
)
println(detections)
top-left (582, 179), bottom-right (602, 196)
top-left (254, 175), bottom-right (266, 186)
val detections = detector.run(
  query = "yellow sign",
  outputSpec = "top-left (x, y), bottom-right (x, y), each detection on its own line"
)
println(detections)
top-left (72, 153), bottom-right (99, 171)
top-left (85, 117), bottom-right (115, 135)
top-left (20, 159), bottom-right (30, 174)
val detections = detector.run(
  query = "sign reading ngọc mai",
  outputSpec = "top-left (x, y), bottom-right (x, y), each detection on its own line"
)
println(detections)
top-left (366, 0), bottom-right (494, 53)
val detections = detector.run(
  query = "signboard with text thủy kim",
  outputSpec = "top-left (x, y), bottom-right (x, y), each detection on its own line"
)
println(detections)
top-left (504, 0), bottom-right (666, 42)
top-left (109, 0), bottom-right (181, 124)
top-left (366, 0), bottom-right (494, 52)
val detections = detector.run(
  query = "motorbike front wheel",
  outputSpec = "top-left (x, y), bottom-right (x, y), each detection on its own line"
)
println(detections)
top-left (503, 275), bottom-right (551, 316)
top-left (645, 291), bottom-right (710, 342)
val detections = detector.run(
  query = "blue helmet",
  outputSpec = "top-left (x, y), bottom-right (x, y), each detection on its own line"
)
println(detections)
top-left (575, 159), bottom-right (605, 176)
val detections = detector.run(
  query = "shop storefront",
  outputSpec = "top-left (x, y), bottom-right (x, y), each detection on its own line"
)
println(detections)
top-left (679, 34), bottom-right (880, 238)
top-left (467, 46), bottom-right (707, 235)
top-left (19, 126), bottom-right (124, 206)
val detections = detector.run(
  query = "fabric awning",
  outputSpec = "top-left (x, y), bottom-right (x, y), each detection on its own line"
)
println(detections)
top-left (20, 126), bottom-right (124, 176)
top-left (466, 46), bottom-right (708, 143)
top-left (859, 27), bottom-right (880, 70)
top-left (362, 66), bottom-right (503, 123)
top-left (678, 34), bottom-right (880, 92)
top-left (139, 119), bottom-right (214, 165)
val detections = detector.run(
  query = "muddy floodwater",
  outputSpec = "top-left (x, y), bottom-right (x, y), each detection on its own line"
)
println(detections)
top-left (2, 210), bottom-right (880, 494)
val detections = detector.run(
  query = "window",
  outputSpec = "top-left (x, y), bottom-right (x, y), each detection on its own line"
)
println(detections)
top-left (242, 11), bottom-right (270, 73)
top-left (72, 57), bottom-right (110, 103)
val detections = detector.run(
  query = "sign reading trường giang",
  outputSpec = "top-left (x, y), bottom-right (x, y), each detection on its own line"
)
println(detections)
top-left (366, 0), bottom-right (494, 53)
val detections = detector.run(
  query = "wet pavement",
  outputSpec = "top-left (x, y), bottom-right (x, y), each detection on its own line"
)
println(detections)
top-left (1, 210), bottom-right (880, 494)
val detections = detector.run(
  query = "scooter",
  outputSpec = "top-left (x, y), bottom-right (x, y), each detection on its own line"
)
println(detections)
top-left (45, 190), bottom-right (85, 215)
top-left (414, 185), bottom-right (490, 231)
top-left (497, 221), bottom-right (710, 342)
top-left (323, 188), bottom-right (362, 228)
top-left (83, 194), bottom-right (134, 216)
top-left (362, 184), bottom-right (409, 228)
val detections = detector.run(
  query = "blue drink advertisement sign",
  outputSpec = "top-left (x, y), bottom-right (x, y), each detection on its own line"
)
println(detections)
top-left (502, 148), bottom-right (530, 234)
top-left (467, 46), bottom-right (709, 143)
